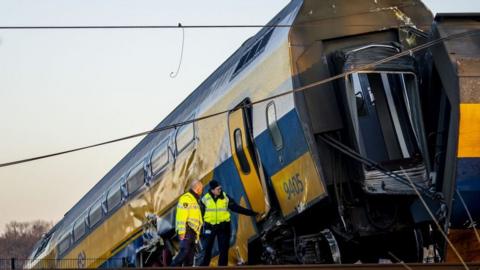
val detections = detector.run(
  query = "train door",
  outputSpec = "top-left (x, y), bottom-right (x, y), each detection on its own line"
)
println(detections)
top-left (228, 102), bottom-right (268, 217)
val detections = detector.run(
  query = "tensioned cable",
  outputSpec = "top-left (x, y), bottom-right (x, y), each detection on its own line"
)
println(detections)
top-left (456, 189), bottom-right (480, 244)
top-left (318, 134), bottom-right (469, 269)
top-left (403, 172), bottom-right (469, 269)
top-left (318, 134), bottom-right (432, 196)
top-left (0, 4), bottom-right (445, 30)
top-left (387, 251), bottom-right (413, 270)
top-left (0, 3), bottom-right (465, 31)
top-left (0, 24), bottom-right (428, 30)
top-left (2, 24), bottom-right (290, 29)
top-left (0, 29), bottom-right (478, 168)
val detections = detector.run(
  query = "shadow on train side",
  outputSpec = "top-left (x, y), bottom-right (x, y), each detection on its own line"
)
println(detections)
top-left (26, 1), bottom-right (480, 268)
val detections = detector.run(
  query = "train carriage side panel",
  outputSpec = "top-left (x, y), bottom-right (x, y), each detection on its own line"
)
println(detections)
top-left (430, 14), bottom-right (480, 262)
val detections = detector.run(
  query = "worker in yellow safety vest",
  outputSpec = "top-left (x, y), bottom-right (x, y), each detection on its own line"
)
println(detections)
top-left (199, 180), bottom-right (258, 266)
top-left (170, 180), bottom-right (204, 267)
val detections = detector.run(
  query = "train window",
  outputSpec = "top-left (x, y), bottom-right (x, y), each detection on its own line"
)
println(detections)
top-left (176, 120), bottom-right (195, 155)
top-left (232, 30), bottom-right (274, 77)
top-left (151, 140), bottom-right (169, 175)
top-left (107, 182), bottom-right (123, 211)
top-left (266, 102), bottom-right (283, 150)
top-left (33, 233), bottom-right (53, 260)
top-left (88, 199), bottom-right (103, 228)
top-left (57, 233), bottom-right (71, 255)
top-left (73, 216), bottom-right (86, 242)
top-left (234, 128), bottom-right (251, 174)
top-left (126, 161), bottom-right (145, 194)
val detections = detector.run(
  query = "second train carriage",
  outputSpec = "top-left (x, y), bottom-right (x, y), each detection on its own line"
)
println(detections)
top-left (27, 0), bottom-right (480, 267)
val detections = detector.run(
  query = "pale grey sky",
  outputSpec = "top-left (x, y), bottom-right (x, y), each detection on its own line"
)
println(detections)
top-left (0, 0), bottom-right (478, 231)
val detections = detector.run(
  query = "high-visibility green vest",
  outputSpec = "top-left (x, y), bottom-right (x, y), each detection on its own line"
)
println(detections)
top-left (201, 192), bottom-right (231, 225)
top-left (176, 192), bottom-right (203, 240)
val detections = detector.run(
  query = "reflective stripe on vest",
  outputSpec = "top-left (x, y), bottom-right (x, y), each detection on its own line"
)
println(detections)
top-left (176, 192), bottom-right (203, 240)
top-left (201, 192), bottom-right (231, 225)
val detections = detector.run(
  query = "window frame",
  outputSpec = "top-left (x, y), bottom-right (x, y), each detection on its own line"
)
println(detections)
top-left (150, 138), bottom-right (171, 177)
top-left (72, 215), bottom-right (87, 243)
top-left (33, 233), bottom-right (53, 260)
top-left (106, 178), bottom-right (124, 212)
top-left (88, 197), bottom-right (105, 229)
top-left (266, 101), bottom-right (284, 150)
top-left (231, 29), bottom-right (274, 78)
top-left (126, 160), bottom-right (146, 195)
top-left (57, 233), bottom-right (72, 256)
top-left (175, 115), bottom-right (196, 156)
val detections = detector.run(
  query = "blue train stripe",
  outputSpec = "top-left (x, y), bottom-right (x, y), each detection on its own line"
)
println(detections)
top-left (254, 109), bottom-right (309, 177)
top-left (451, 157), bottom-right (480, 228)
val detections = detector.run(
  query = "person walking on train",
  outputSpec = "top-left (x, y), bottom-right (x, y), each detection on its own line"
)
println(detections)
top-left (170, 180), bottom-right (204, 267)
top-left (199, 180), bottom-right (258, 266)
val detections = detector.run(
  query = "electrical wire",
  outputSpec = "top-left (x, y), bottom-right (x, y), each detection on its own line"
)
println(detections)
top-left (403, 171), bottom-right (469, 269)
top-left (0, 24), bottom-right (432, 30)
top-left (0, 29), bottom-right (479, 168)
top-left (2, 24), bottom-right (296, 30)
top-left (388, 251), bottom-right (413, 270)
top-left (318, 134), bottom-right (432, 196)
top-left (169, 23), bottom-right (185, 78)
top-left (456, 189), bottom-right (480, 244)
top-left (0, 3), bottom-right (450, 31)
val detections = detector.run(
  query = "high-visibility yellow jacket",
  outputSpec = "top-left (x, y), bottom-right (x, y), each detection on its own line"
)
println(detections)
top-left (201, 192), bottom-right (231, 225)
top-left (175, 191), bottom-right (203, 240)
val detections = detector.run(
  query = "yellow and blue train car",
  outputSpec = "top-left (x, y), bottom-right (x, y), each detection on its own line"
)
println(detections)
top-left (428, 14), bottom-right (480, 261)
top-left (27, 1), bottom-right (480, 267)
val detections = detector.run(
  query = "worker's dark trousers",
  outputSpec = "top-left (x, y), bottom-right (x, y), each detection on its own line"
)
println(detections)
top-left (200, 221), bottom-right (231, 266)
top-left (170, 237), bottom-right (196, 267)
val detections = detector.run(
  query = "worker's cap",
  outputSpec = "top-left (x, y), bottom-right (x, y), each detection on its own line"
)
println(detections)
top-left (209, 180), bottom-right (221, 190)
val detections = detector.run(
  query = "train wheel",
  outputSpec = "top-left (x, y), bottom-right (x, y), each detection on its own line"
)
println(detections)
top-left (320, 229), bottom-right (342, 264)
top-left (386, 228), bottom-right (424, 263)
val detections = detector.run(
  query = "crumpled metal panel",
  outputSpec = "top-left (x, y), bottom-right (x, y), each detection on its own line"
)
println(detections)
top-left (291, 0), bottom-right (433, 47)
top-left (335, 42), bottom-right (416, 72)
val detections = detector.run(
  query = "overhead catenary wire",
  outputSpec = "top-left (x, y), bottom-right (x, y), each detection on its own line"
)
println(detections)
top-left (0, 2), bottom-right (471, 31)
top-left (456, 189), bottom-right (480, 244)
top-left (0, 29), bottom-right (479, 169)
top-left (0, 3), bottom-right (460, 31)
top-left (387, 251), bottom-right (413, 270)
top-left (1, 24), bottom-right (298, 29)
top-left (0, 24), bottom-right (432, 30)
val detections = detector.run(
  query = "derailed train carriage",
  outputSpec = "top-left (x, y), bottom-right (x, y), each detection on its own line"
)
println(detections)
top-left (27, 0), bottom-right (480, 268)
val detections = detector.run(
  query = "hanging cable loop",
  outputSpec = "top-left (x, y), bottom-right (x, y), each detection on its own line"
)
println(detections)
top-left (170, 23), bottom-right (185, 78)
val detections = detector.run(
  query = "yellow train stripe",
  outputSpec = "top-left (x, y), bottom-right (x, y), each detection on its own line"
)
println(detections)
top-left (110, 229), bottom-right (143, 257)
top-left (458, 103), bottom-right (480, 158)
top-left (271, 152), bottom-right (326, 217)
